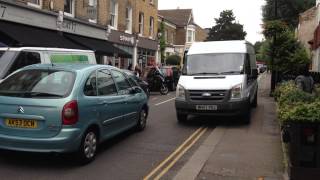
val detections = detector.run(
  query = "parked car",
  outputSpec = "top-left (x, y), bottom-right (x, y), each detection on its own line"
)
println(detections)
top-left (0, 47), bottom-right (97, 81)
top-left (175, 41), bottom-right (258, 124)
top-left (0, 64), bottom-right (148, 164)
top-left (122, 69), bottom-right (150, 98)
top-left (160, 66), bottom-right (181, 91)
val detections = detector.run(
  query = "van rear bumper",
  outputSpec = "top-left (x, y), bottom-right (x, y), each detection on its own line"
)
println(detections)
top-left (175, 98), bottom-right (250, 116)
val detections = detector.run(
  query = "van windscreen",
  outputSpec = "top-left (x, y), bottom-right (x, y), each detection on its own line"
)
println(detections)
top-left (185, 53), bottom-right (245, 75)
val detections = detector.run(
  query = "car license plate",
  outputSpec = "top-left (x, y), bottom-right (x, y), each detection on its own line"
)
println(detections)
top-left (196, 105), bottom-right (217, 111)
top-left (5, 119), bottom-right (37, 129)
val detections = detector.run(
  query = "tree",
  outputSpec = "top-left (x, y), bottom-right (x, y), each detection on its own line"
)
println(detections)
top-left (166, 55), bottom-right (181, 65)
top-left (159, 21), bottom-right (166, 64)
top-left (262, 20), bottom-right (310, 74)
top-left (254, 41), bottom-right (263, 54)
top-left (206, 10), bottom-right (247, 41)
top-left (263, 0), bottom-right (315, 28)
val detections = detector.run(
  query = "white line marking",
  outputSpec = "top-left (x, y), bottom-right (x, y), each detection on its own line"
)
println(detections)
top-left (154, 97), bottom-right (176, 106)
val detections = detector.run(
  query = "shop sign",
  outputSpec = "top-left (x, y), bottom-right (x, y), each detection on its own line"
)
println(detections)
top-left (120, 35), bottom-right (134, 45)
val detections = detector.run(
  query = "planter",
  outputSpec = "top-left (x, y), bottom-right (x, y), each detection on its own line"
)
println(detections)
top-left (283, 122), bottom-right (320, 180)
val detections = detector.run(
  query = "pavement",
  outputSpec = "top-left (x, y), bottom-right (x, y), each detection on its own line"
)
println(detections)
top-left (173, 73), bottom-right (285, 180)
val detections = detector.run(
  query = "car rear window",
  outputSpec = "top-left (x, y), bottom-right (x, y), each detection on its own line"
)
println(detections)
top-left (0, 69), bottom-right (75, 98)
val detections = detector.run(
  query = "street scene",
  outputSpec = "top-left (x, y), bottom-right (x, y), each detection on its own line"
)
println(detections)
top-left (0, 0), bottom-right (319, 180)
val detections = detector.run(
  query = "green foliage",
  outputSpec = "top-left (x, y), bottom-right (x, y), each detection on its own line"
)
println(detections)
top-left (275, 81), bottom-right (320, 124)
top-left (261, 21), bottom-right (310, 73)
top-left (159, 21), bottom-right (166, 63)
top-left (263, 0), bottom-right (315, 28)
top-left (206, 10), bottom-right (247, 41)
top-left (254, 41), bottom-right (263, 54)
top-left (166, 55), bottom-right (181, 65)
top-left (256, 40), bottom-right (271, 62)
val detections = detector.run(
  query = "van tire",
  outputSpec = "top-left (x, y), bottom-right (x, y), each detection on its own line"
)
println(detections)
top-left (251, 92), bottom-right (258, 108)
top-left (177, 113), bottom-right (188, 123)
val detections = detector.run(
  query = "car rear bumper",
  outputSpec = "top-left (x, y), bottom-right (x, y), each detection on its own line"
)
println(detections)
top-left (0, 128), bottom-right (82, 153)
top-left (175, 98), bottom-right (250, 116)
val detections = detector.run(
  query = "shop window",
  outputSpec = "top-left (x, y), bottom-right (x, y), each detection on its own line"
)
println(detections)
top-left (139, 12), bottom-right (144, 35)
top-left (8, 51), bottom-right (41, 75)
top-left (125, 6), bottom-right (133, 33)
top-left (110, 0), bottom-right (118, 29)
top-left (149, 16), bottom-right (154, 38)
top-left (64, 0), bottom-right (75, 17)
top-left (27, 0), bottom-right (42, 8)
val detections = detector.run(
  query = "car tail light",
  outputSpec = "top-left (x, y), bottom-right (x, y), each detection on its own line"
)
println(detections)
top-left (62, 100), bottom-right (78, 125)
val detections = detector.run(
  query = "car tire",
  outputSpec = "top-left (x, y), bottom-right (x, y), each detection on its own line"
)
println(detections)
top-left (251, 91), bottom-right (258, 108)
top-left (177, 113), bottom-right (188, 123)
top-left (136, 108), bottom-right (147, 131)
top-left (76, 128), bottom-right (98, 165)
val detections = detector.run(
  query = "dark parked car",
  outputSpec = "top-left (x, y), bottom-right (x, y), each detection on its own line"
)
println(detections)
top-left (160, 66), bottom-right (181, 91)
top-left (123, 70), bottom-right (150, 98)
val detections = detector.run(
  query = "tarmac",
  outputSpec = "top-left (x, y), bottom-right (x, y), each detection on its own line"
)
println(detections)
top-left (173, 73), bottom-right (285, 180)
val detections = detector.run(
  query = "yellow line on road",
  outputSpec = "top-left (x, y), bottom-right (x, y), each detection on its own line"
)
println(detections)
top-left (154, 127), bottom-right (208, 180)
top-left (143, 127), bottom-right (204, 180)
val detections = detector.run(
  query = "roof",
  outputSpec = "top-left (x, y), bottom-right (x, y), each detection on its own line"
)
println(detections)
top-left (22, 64), bottom-right (115, 72)
top-left (158, 9), bottom-right (193, 27)
top-left (187, 41), bottom-right (254, 55)
top-left (0, 47), bottom-right (94, 53)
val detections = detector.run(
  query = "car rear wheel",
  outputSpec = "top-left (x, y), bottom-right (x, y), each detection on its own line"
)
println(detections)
top-left (76, 129), bottom-right (98, 165)
top-left (136, 108), bottom-right (147, 131)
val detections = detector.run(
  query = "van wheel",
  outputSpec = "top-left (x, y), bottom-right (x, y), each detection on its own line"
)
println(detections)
top-left (76, 129), bottom-right (98, 165)
top-left (251, 92), bottom-right (258, 108)
top-left (177, 113), bottom-right (188, 123)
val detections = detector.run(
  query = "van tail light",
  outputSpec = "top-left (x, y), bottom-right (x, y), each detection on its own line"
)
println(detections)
top-left (62, 100), bottom-right (78, 125)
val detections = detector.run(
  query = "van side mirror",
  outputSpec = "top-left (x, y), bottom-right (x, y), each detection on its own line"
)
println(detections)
top-left (251, 69), bottom-right (258, 79)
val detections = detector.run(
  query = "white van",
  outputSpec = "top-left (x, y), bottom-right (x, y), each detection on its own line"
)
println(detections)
top-left (175, 41), bottom-right (258, 123)
top-left (0, 47), bottom-right (96, 80)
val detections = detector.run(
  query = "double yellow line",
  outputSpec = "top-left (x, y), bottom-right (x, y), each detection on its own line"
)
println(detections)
top-left (143, 127), bottom-right (208, 180)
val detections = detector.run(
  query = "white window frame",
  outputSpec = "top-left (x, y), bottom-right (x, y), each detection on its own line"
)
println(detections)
top-left (109, 0), bottom-right (118, 30)
top-left (186, 25), bottom-right (196, 43)
top-left (88, 0), bottom-right (98, 23)
top-left (125, 6), bottom-right (133, 34)
top-left (139, 12), bottom-right (144, 36)
top-left (64, 0), bottom-right (75, 17)
top-left (27, 0), bottom-right (42, 9)
top-left (149, 16), bottom-right (154, 38)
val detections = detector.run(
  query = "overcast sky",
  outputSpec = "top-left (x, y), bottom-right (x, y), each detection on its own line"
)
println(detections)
top-left (159, 0), bottom-right (265, 44)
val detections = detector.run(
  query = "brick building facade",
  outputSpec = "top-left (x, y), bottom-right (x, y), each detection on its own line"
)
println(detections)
top-left (158, 9), bottom-right (207, 64)
top-left (0, 0), bottom-right (159, 69)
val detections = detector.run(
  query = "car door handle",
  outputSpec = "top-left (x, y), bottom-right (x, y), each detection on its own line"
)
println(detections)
top-left (98, 101), bottom-right (109, 105)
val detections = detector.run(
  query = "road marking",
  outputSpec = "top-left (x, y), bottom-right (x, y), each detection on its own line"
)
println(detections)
top-left (154, 128), bottom-right (208, 180)
top-left (143, 127), bottom-right (205, 180)
top-left (154, 97), bottom-right (176, 106)
top-left (151, 97), bottom-right (158, 100)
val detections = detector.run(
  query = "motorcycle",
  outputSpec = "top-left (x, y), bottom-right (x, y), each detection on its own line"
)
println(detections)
top-left (146, 67), bottom-right (169, 95)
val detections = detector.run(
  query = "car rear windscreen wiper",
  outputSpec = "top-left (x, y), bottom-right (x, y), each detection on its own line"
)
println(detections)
top-left (24, 92), bottom-right (64, 98)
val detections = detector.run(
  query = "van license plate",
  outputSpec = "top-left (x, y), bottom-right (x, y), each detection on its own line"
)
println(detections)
top-left (196, 105), bottom-right (217, 111)
top-left (5, 119), bottom-right (37, 129)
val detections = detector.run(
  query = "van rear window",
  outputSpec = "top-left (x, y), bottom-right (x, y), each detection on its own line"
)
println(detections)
top-left (50, 54), bottom-right (89, 64)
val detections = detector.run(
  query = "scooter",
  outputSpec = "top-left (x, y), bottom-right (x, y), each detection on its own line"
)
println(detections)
top-left (147, 67), bottom-right (169, 95)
